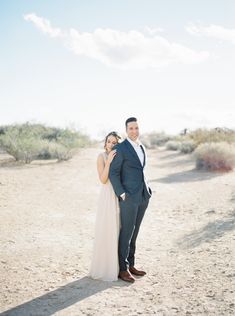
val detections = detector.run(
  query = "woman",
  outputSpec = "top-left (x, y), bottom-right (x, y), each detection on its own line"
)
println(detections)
top-left (89, 131), bottom-right (122, 281)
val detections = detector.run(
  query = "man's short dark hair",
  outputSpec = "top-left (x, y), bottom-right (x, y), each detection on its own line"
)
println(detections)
top-left (125, 117), bottom-right (137, 128)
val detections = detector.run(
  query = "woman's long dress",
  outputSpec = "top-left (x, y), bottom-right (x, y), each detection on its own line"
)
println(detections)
top-left (89, 152), bottom-right (120, 281)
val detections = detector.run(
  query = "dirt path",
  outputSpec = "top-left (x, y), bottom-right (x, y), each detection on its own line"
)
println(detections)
top-left (0, 146), bottom-right (235, 315)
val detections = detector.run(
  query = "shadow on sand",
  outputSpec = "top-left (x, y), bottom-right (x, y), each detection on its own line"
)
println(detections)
top-left (0, 276), bottom-right (129, 316)
top-left (149, 168), bottom-right (223, 184)
top-left (158, 151), bottom-right (182, 160)
top-left (177, 211), bottom-right (235, 249)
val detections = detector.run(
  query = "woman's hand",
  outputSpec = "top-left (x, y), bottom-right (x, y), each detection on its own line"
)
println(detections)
top-left (107, 149), bottom-right (117, 164)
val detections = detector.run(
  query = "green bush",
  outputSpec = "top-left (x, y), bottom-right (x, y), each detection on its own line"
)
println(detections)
top-left (0, 125), bottom-right (45, 163)
top-left (180, 140), bottom-right (196, 154)
top-left (55, 128), bottom-right (89, 149)
top-left (194, 142), bottom-right (235, 171)
top-left (0, 122), bottom-right (90, 163)
top-left (165, 140), bottom-right (181, 151)
top-left (140, 132), bottom-right (171, 149)
top-left (46, 142), bottom-right (74, 161)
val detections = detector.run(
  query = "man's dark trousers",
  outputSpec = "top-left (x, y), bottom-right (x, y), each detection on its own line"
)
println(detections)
top-left (118, 193), bottom-right (149, 271)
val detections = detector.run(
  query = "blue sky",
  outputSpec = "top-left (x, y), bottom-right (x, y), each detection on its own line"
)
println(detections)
top-left (1, 0), bottom-right (235, 139)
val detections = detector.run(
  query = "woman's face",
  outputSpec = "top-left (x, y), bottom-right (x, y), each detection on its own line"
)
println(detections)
top-left (105, 135), bottom-right (118, 152)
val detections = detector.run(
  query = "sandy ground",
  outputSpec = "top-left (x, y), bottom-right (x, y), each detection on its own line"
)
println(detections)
top-left (0, 145), bottom-right (235, 316)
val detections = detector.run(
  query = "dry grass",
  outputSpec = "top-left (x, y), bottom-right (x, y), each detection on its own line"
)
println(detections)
top-left (194, 142), bottom-right (235, 171)
top-left (187, 128), bottom-right (235, 146)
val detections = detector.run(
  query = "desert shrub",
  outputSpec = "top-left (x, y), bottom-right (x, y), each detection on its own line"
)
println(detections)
top-left (0, 122), bottom-right (90, 163)
top-left (36, 140), bottom-right (74, 161)
top-left (41, 127), bottom-right (61, 141)
top-left (45, 142), bottom-right (74, 161)
top-left (37, 143), bottom-right (52, 159)
top-left (194, 142), bottom-right (235, 171)
top-left (0, 125), bottom-right (45, 163)
top-left (55, 128), bottom-right (89, 149)
top-left (165, 140), bottom-right (181, 151)
top-left (180, 140), bottom-right (196, 153)
top-left (140, 132), bottom-right (171, 149)
top-left (188, 128), bottom-right (235, 146)
top-left (0, 127), bottom-right (5, 135)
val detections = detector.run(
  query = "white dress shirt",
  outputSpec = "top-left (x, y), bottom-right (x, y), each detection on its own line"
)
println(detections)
top-left (127, 137), bottom-right (144, 166)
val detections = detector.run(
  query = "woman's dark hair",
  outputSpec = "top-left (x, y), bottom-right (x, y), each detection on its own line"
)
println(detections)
top-left (104, 131), bottom-right (121, 149)
top-left (125, 117), bottom-right (137, 128)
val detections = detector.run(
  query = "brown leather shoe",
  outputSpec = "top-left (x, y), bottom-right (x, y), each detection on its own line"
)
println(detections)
top-left (118, 270), bottom-right (135, 283)
top-left (129, 266), bottom-right (146, 276)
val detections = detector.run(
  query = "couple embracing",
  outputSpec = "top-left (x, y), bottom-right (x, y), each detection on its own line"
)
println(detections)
top-left (89, 117), bottom-right (152, 283)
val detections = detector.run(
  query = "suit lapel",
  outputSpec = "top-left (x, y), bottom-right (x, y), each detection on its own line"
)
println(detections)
top-left (124, 139), bottom-right (144, 168)
top-left (140, 144), bottom-right (146, 168)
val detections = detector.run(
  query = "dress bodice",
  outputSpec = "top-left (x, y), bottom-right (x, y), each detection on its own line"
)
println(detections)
top-left (101, 152), bottom-right (110, 185)
top-left (102, 151), bottom-right (108, 161)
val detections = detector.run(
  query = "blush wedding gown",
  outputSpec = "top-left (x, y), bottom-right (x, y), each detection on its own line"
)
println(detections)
top-left (89, 152), bottom-right (120, 281)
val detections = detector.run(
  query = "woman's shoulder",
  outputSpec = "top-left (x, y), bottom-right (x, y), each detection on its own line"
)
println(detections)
top-left (97, 151), bottom-right (107, 161)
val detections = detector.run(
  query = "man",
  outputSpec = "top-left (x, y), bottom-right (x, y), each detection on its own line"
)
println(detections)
top-left (109, 117), bottom-right (152, 283)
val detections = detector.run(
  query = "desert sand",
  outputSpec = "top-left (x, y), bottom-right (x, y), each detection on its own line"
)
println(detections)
top-left (0, 145), bottom-right (235, 315)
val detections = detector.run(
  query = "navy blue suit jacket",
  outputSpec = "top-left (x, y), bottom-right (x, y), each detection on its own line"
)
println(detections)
top-left (109, 139), bottom-right (152, 203)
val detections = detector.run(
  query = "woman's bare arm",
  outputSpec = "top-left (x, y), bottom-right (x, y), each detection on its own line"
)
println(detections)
top-left (97, 151), bottom-right (116, 184)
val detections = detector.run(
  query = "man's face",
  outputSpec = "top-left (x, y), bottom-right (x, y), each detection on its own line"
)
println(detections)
top-left (126, 121), bottom-right (139, 141)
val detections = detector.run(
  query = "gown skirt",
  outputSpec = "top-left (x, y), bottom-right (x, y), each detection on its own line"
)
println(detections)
top-left (89, 159), bottom-right (120, 281)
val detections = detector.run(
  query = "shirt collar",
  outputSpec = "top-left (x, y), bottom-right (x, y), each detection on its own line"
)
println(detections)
top-left (127, 136), bottom-right (142, 147)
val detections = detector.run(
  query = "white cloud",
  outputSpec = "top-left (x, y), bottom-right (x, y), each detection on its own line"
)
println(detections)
top-left (24, 13), bottom-right (209, 69)
top-left (24, 13), bottom-right (63, 38)
top-left (186, 23), bottom-right (235, 44)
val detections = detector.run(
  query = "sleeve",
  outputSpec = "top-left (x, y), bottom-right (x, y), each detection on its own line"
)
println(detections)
top-left (109, 145), bottom-right (125, 197)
